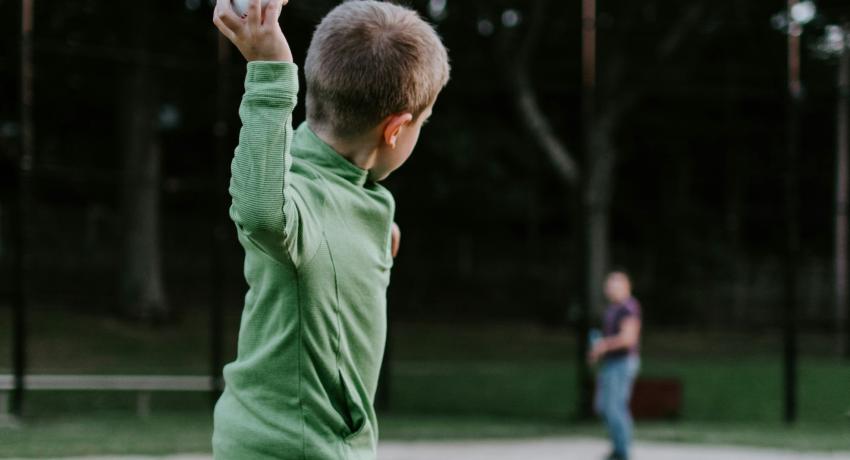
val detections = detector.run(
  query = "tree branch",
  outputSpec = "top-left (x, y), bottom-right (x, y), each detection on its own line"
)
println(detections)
top-left (657, 4), bottom-right (705, 61)
top-left (509, 0), bottom-right (581, 187)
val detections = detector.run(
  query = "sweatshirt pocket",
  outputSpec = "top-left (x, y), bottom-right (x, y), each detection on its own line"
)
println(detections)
top-left (338, 369), bottom-right (367, 442)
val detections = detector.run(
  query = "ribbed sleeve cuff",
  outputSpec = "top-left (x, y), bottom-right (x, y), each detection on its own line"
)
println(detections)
top-left (245, 61), bottom-right (299, 97)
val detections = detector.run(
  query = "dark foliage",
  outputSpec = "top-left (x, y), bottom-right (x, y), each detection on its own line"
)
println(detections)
top-left (0, 0), bottom-right (845, 329)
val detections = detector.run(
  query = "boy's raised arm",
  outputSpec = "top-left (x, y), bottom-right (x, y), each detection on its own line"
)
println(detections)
top-left (230, 63), bottom-right (297, 236)
top-left (214, 0), bottom-right (298, 247)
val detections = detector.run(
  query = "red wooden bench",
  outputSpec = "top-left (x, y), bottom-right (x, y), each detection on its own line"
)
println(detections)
top-left (630, 377), bottom-right (683, 419)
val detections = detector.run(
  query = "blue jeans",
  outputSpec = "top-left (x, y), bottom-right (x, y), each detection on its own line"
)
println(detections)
top-left (595, 355), bottom-right (640, 459)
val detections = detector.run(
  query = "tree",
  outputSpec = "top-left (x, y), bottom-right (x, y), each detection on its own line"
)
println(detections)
top-left (494, 0), bottom-right (706, 415)
top-left (831, 23), bottom-right (849, 358)
top-left (789, 2), bottom-right (850, 361)
top-left (119, 2), bottom-right (168, 321)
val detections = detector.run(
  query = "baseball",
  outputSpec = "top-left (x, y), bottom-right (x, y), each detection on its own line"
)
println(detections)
top-left (231, 0), bottom-right (273, 17)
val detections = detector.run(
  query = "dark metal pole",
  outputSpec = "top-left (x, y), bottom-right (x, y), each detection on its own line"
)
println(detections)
top-left (12, 0), bottom-right (34, 418)
top-left (837, 25), bottom-right (850, 359)
top-left (210, 32), bottom-right (231, 406)
top-left (783, 0), bottom-right (801, 425)
top-left (577, 0), bottom-right (596, 420)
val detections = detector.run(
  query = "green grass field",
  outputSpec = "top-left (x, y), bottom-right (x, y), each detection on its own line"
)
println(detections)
top-left (0, 308), bottom-right (849, 457)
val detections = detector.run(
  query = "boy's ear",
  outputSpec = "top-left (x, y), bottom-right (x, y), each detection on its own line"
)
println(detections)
top-left (382, 113), bottom-right (414, 149)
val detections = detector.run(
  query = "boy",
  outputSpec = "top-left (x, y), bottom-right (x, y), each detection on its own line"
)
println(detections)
top-left (588, 271), bottom-right (642, 460)
top-left (211, 1), bottom-right (449, 459)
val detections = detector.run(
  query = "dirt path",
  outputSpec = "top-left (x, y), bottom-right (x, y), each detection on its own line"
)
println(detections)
top-left (12, 438), bottom-right (850, 460)
top-left (379, 438), bottom-right (850, 460)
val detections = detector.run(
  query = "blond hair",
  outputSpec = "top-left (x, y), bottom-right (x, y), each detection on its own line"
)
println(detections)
top-left (304, 0), bottom-right (450, 139)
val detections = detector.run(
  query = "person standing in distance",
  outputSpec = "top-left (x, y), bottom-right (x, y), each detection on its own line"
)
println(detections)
top-left (589, 271), bottom-right (642, 460)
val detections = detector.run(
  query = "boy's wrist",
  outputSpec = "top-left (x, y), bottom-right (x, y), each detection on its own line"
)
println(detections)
top-left (245, 61), bottom-right (299, 94)
top-left (250, 57), bottom-right (292, 63)
top-left (247, 60), bottom-right (297, 74)
top-left (248, 48), bottom-right (293, 63)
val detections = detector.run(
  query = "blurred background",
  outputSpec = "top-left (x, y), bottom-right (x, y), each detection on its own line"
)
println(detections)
top-left (1, 0), bottom-right (850, 457)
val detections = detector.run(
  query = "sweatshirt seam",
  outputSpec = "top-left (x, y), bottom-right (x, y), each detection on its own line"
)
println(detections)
top-left (326, 241), bottom-right (354, 460)
top-left (294, 267), bottom-right (307, 460)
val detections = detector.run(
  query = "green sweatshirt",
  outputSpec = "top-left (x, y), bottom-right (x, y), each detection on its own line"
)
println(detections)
top-left (212, 62), bottom-right (395, 460)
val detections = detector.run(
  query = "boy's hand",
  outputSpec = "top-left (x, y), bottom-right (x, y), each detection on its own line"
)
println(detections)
top-left (213, 0), bottom-right (293, 62)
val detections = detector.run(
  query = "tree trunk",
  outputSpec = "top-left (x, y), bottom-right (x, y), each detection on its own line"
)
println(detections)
top-left (507, 0), bottom-right (619, 418)
top-left (783, 6), bottom-right (801, 423)
top-left (836, 38), bottom-right (849, 358)
top-left (506, 0), bottom-right (704, 418)
top-left (119, 3), bottom-right (168, 321)
top-left (584, 117), bottom-right (617, 319)
top-left (12, 0), bottom-right (35, 417)
top-left (724, 49), bottom-right (748, 327)
top-left (727, 150), bottom-right (748, 326)
top-left (120, 94), bottom-right (167, 321)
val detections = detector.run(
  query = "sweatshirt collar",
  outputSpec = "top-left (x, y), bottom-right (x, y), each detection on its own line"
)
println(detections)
top-left (295, 122), bottom-right (370, 187)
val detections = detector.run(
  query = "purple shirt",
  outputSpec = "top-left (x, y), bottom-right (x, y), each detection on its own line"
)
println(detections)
top-left (603, 297), bottom-right (641, 359)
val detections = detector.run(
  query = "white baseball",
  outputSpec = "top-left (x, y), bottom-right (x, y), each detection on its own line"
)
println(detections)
top-left (231, 0), bottom-right (272, 17)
